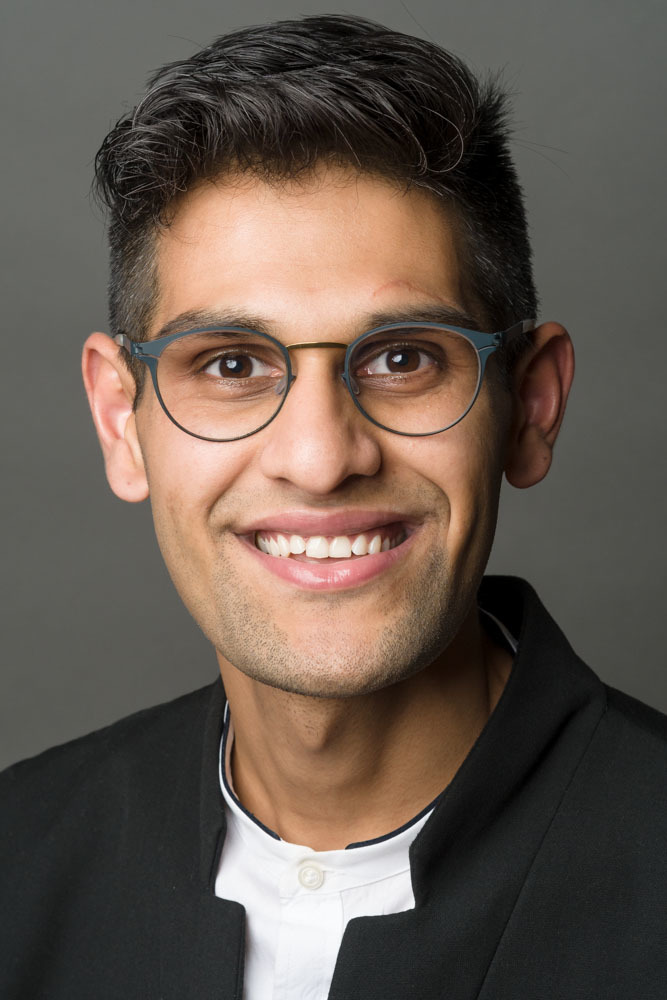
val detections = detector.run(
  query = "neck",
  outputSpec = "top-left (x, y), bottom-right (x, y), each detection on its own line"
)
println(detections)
top-left (217, 609), bottom-right (512, 851)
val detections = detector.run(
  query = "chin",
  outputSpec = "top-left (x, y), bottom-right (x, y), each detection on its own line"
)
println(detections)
top-left (219, 611), bottom-right (460, 700)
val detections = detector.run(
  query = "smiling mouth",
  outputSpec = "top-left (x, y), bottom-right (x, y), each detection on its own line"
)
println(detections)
top-left (254, 524), bottom-right (407, 561)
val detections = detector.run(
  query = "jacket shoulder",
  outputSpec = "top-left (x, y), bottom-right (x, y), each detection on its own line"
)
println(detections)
top-left (560, 682), bottom-right (667, 837)
top-left (0, 681), bottom-right (220, 845)
top-left (600, 683), bottom-right (667, 789)
top-left (604, 683), bottom-right (667, 744)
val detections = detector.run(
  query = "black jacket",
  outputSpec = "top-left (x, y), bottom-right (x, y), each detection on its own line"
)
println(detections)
top-left (2, 577), bottom-right (667, 999)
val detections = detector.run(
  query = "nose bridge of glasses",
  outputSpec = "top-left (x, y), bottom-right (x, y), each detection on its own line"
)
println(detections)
top-left (271, 341), bottom-right (349, 397)
top-left (287, 340), bottom-right (351, 385)
top-left (285, 341), bottom-right (349, 352)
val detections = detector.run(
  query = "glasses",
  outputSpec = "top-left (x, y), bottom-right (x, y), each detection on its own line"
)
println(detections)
top-left (115, 319), bottom-right (534, 442)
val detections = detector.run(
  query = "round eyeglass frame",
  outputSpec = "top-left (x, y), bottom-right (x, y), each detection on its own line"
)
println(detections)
top-left (114, 319), bottom-right (534, 442)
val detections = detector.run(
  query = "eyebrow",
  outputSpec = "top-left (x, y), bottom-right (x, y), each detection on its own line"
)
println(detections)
top-left (153, 303), bottom-right (483, 341)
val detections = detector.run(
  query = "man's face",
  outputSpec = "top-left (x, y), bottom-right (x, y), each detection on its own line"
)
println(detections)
top-left (132, 169), bottom-right (512, 698)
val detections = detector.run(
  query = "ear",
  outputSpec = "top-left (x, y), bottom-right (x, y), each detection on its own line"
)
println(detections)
top-left (82, 332), bottom-right (149, 502)
top-left (504, 322), bottom-right (575, 489)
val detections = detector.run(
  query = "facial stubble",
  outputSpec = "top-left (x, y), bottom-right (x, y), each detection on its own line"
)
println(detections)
top-left (203, 539), bottom-right (471, 699)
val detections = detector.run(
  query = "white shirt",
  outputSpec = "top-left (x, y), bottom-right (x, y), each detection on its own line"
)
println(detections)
top-left (214, 609), bottom-right (517, 999)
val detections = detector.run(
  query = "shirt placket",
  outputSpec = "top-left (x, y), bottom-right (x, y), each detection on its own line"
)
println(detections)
top-left (273, 858), bottom-right (344, 1000)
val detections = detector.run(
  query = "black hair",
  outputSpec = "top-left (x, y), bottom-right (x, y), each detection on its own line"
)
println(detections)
top-left (94, 14), bottom-right (537, 374)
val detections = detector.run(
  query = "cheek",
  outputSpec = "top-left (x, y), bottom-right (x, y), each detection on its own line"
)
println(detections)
top-left (399, 407), bottom-right (506, 559)
top-left (138, 416), bottom-right (255, 564)
top-left (451, 424), bottom-right (507, 555)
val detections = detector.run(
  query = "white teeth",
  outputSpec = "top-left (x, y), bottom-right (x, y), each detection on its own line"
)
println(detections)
top-left (329, 536), bottom-right (352, 558)
top-left (277, 534), bottom-right (291, 557)
top-left (289, 534), bottom-right (306, 554)
top-left (368, 534), bottom-right (382, 555)
top-left (305, 536), bottom-right (330, 559)
top-left (255, 528), bottom-right (406, 559)
top-left (351, 534), bottom-right (368, 556)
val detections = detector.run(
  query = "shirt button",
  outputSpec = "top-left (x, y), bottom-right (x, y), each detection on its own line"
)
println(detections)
top-left (297, 862), bottom-right (324, 890)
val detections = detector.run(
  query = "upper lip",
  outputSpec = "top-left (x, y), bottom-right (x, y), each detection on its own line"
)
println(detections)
top-left (235, 509), bottom-right (418, 537)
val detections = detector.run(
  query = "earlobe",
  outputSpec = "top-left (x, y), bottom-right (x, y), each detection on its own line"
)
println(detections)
top-left (82, 333), bottom-right (149, 502)
top-left (504, 322), bottom-right (575, 489)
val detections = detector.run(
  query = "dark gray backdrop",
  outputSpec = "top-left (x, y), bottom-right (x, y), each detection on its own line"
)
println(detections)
top-left (2, 0), bottom-right (665, 769)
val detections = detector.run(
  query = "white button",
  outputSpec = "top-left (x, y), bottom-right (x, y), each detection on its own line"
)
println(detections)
top-left (297, 862), bottom-right (324, 890)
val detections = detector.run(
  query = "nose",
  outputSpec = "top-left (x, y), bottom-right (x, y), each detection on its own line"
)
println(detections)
top-left (257, 353), bottom-right (382, 494)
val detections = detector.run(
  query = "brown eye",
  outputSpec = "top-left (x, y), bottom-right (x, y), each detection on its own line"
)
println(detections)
top-left (356, 345), bottom-right (435, 377)
top-left (203, 354), bottom-right (273, 378)
top-left (385, 349), bottom-right (421, 373)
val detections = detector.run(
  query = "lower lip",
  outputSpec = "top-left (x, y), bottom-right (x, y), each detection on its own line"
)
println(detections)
top-left (238, 532), bottom-right (416, 591)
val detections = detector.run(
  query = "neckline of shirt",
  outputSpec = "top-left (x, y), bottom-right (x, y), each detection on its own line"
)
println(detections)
top-left (218, 705), bottom-right (437, 860)
top-left (218, 604), bottom-right (517, 857)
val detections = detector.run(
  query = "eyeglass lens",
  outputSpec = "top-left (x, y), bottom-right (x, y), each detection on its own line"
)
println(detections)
top-left (154, 326), bottom-right (482, 440)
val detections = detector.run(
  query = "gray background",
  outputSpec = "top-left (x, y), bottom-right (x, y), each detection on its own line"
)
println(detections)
top-left (2, 0), bottom-right (665, 770)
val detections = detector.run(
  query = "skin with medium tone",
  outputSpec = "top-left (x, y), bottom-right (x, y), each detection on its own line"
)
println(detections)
top-left (83, 168), bottom-right (574, 850)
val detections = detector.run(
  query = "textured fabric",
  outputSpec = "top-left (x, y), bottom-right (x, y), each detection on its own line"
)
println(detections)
top-left (1, 577), bottom-right (667, 999)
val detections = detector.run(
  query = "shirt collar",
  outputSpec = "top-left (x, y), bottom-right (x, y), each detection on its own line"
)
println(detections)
top-left (218, 703), bottom-right (435, 869)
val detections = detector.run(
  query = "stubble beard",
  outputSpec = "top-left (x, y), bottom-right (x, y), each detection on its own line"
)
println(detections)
top-left (201, 541), bottom-right (470, 699)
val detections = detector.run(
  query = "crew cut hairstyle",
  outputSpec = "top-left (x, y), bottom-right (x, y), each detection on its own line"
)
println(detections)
top-left (95, 14), bottom-right (538, 378)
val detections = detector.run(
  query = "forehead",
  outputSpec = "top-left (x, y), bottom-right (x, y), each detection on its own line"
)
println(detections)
top-left (150, 169), bottom-right (474, 338)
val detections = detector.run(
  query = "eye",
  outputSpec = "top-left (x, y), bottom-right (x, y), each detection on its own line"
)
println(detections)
top-left (355, 345), bottom-right (437, 376)
top-left (201, 353), bottom-right (277, 379)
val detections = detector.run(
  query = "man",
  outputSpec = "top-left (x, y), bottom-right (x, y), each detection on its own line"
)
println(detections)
top-left (2, 14), bottom-right (666, 999)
